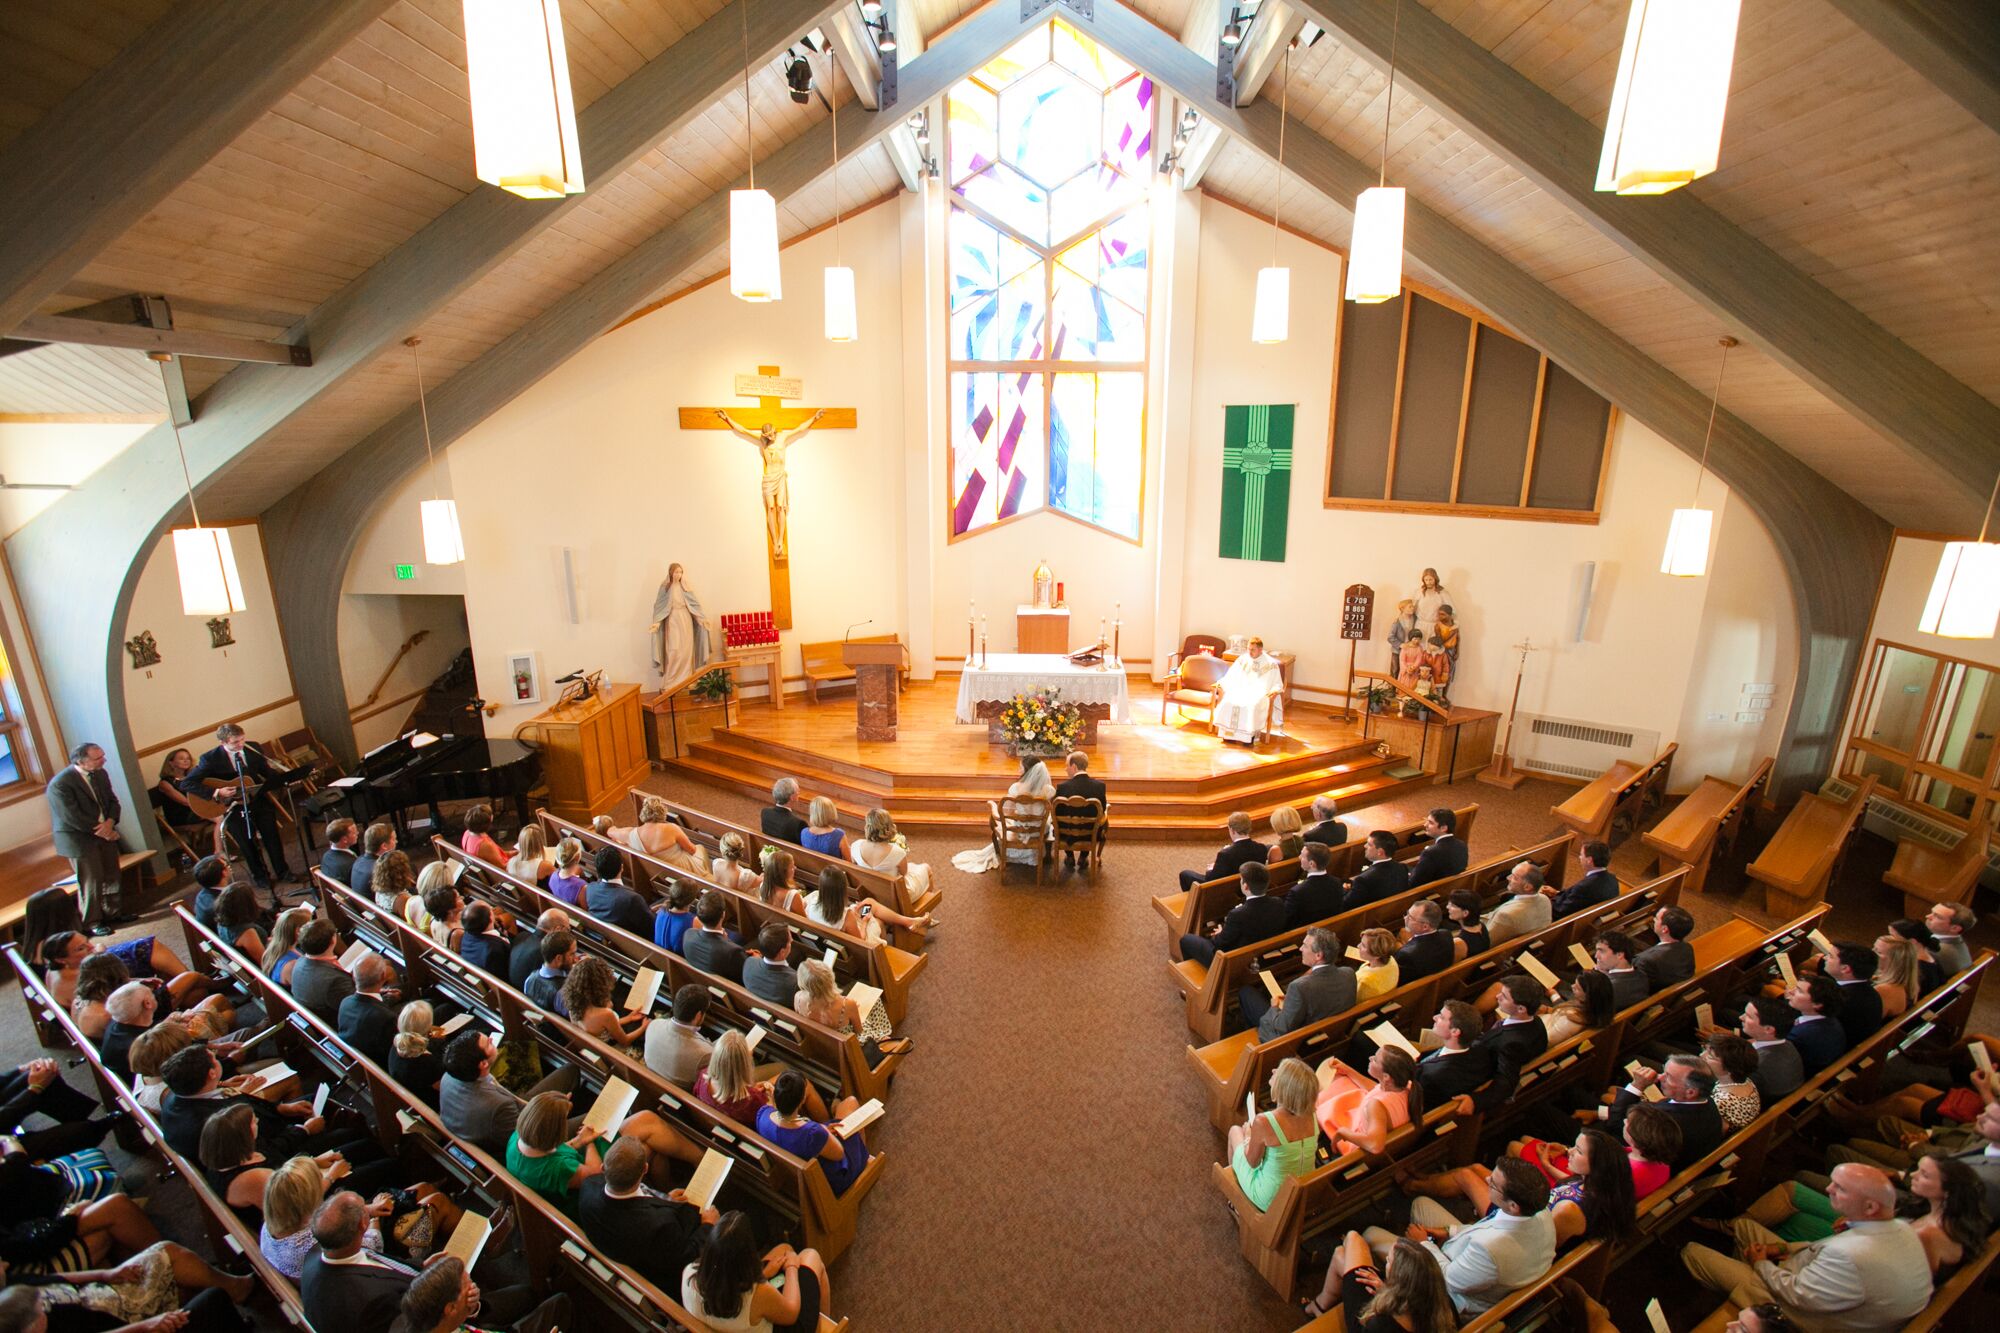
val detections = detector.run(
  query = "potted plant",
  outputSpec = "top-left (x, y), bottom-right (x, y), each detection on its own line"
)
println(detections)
top-left (1362, 682), bottom-right (1396, 715)
top-left (690, 666), bottom-right (737, 719)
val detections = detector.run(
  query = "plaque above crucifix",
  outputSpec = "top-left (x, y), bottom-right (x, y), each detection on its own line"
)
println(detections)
top-left (677, 365), bottom-right (856, 629)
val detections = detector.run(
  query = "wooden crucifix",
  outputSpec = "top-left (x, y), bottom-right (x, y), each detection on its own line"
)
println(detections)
top-left (677, 365), bottom-right (856, 629)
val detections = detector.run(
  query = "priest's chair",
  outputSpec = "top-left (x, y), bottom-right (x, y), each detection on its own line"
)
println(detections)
top-left (1166, 633), bottom-right (1228, 673)
top-left (1162, 652), bottom-right (1229, 732)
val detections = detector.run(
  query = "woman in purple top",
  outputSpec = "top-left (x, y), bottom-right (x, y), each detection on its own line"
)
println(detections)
top-left (755, 1072), bottom-right (869, 1197)
top-left (547, 836), bottom-right (587, 907)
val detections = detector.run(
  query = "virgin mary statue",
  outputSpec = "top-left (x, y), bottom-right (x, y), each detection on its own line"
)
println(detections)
top-left (650, 563), bottom-right (714, 685)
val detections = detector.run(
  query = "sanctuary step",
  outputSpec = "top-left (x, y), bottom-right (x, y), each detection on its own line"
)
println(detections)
top-left (664, 678), bottom-right (1432, 837)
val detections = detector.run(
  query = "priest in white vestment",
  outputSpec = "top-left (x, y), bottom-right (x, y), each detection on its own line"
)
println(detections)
top-left (1213, 637), bottom-right (1285, 743)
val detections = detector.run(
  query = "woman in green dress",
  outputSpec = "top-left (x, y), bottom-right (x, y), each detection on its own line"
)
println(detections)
top-left (505, 1090), bottom-right (701, 1217)
top-left (1227, 1057), bottom-right (1322, 1211)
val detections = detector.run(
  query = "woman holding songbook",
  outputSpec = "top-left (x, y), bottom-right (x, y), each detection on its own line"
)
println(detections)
top-left (795, 959), bottom-right (910, 1061)
top-left (852, 809), bottom-right (933, 904)
top-left (756, 1072), bottom-right (871, 1198)
top-left (1704, 1033), bottom-right (1763, 1130)
top-left (506, 1090), bottom-right (699, 1216)
top-left (1226, 1058), bottom-right (1320, 1212)
top-left (696, 1031), bottom-right (832, 1127)
top-left (682, 1211), bottom-right (830, 1333)
top-left (562, 955), bottom-right (648, 1049)
top-left (1314, 1047), bottom-right (1421, 1155)
top-left (1353, 929), bottom-right (1400, 1003)
top-left (1543, 971), bottom-right (1616, 1046)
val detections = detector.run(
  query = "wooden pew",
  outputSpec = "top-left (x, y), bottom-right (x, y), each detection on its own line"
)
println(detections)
top-left (417, 848), bottom-right (899, 1105)
top-left (1172, 832), bottom-right (1575, 1045)
top-left (1746, 774), bottom-right (1878, 917)
top-left (1152, 804), bottom-right (1481, 959)
top-left (1298, 1239), bottom-right (1606, 1332)
top-left (1885, 825), bottom-right (1990, 921)
top-left (163, 908), bottom-right (841, 1332)
top-left (538, 809), bottom-right (928, 1026)
top-left (1551, 742), bottom-right (1677, 845)
top-left (287, 886), bottom-right (887, 1265)
top-left (1642, 756), bottom-right (1773, 894)
top-left (0, 835), bottom-right (158, 946)
top-left (628, 790), bottom-right (938, 919)
top-left (1188, 871), bottom-right (1685, 1131)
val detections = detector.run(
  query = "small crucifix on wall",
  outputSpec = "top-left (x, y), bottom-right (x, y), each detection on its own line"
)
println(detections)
top-left (677, 365), bottom-right (855, 629)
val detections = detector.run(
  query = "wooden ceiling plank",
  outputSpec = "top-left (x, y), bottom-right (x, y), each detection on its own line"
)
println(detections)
top-left (1298, 0), bottom-right (2000, 504)
top-left (1817, 0), bottom-right (2000, 136)
top-left (0, 0), bottom-right (401, 334)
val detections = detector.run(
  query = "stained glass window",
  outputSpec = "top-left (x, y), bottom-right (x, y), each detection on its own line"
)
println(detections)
top-left (946, 19), bottom-right (1153, 540)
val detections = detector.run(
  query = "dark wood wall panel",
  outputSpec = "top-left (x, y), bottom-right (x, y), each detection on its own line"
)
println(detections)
top-left (1329, 295), bottom-right (1404, 499)
top-left (1390, 296), bottom-right (1471, 503)
top-left (1528, 363), bottom-right (1613, 510)
top-left (1457, 324), bottom-right (1540, 506)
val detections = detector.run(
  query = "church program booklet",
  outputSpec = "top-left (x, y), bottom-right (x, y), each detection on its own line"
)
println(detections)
top-left (581, 1076), bottom-right (639, 1140)
top-left (437, 1013), bottom-right (476, 1038)
top-left (683, 1149), bottom-right (733, 1211)
top-left (1366, 1023), bottom-right (1420, 1058)
top-left (1808, 929), bottom-right (1835, 957)
top-left (1518, 952), bottom-right (1561, 994)
top-left (312, 1082), bottom-right (331, 1117)
top-left (1568, 943), bottom-right (1595, 971)
top-left (835, 1098), bottom-right (883, 1138)
top-left (823, 947), bottom-right (840, 972)
top-left (1645, 1299), bottom-right (1670, 1333)
top-left (1695, 1003), bottom-right (1716, 1032)
top-left (252, 1063), bottom-right (297, 1098)
top-left (1245, 1092), bottom-right (1257, 1125)
top-left (338, 940), bottom-right (371, 971)
top-left (1775, 953), bottom-right (1797, 986)
top-left (847, 981), bottom-right (884, 1025)
top-left (744, 1024), bottom-right (767, 1054)
top-left (624, 967), bottom-right (664, 1013)
top-left (1259, 970), bottom-right (1285, 1002)
top-left (1345, 946), bottom-right (1365, 962)
top-left (445, 1210), bottom-right (492, 1271)
top-left (1972, 1042), bottom-right (1994, 1083)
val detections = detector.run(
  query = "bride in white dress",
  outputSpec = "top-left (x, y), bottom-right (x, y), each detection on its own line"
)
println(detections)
top-left (1213, 637), bottom-right (1285, 743)
top-left (951, 761), bottom-right (1056, 872)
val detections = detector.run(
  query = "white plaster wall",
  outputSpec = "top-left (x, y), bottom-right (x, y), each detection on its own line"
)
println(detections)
top-left (0, 421), bottom-right (150, 538)
top-left (443, 205), bottom-right (910, 736)
top-left (344, 465), bottom-right (466, 597)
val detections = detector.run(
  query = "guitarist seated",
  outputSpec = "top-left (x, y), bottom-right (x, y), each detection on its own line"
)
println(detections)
top-left (182, 722), bottom-right (305, 892)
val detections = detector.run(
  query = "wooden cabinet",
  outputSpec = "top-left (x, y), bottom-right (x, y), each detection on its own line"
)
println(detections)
top-left (519, 682), bottom-right (651, 822)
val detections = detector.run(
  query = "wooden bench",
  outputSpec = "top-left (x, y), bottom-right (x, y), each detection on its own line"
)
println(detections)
top-left (1172, 832), bottom-right (1575, 1045)
top-left (1551, 741), bottom-right (1677, 845)
top-left (1747, 774), bottom-right (1878, 917)
top-left (1296, 1238), bottom-right (1605, 1331)
top-left (1886, 825), bottom-right (1990, 921)
top-left (1642, 756), bottom-right (1773, 894)
top-left (410, 849), bottom-right (899, 1105)
top-left (535, 812), bottom-right (929, 1026)
top-left (1152, 805), bottom-right (1481, 959)
top-left (271, 889), bottom-right (887, 1266)
top-left (0, 835), bottom-right (157, 946)
top-left (800, 633), bottom-right (909, 703)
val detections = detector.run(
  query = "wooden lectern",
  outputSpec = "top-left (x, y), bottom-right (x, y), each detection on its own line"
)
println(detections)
top-left (843, 641), bottom-right (902, 741)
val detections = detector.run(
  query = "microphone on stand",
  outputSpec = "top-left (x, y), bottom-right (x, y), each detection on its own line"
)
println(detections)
top-left (842, 619), bottom-right (874, 643)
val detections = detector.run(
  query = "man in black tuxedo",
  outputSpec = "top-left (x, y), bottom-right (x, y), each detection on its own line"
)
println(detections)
top-left (1055, 752), bottom-right (1109, 874)
top-left (1786, 974), bottom-right (1848, 1077)
top-left (337, 955), bottom-right (401, 1067)
top-left (683, 891), bottom-right (747, 984)
top-left (1463, 975), bottom-right (1550, 1113)
top-left (510, 908), bottom-right (565, 990)
top-left (1408, 808), bottom-right (1467, 887)
top-left (319, 818), bottom-right (359, 895)
top-left (1300, 796), bottom-right (1346, 851)
top-left (1548, 840), bottom-right (1620, 918)
top-left (157, 1044), bottom-right (324, 1162)
top-left (1178, 812), bottom-right (1268, 894)
top-left (585, 846), bottom-right (650, 937)
top-left (1284, 842), bottom-right (1343, 929)
top-left (182, 722), bottom-right (301, 890)
top-left (1604, 1053), bottom-right (1723, 1167)
top-left (1414, 1001), bottom-right (1494, 1102)
top-left (1634, 904), bottom-right (1697, 991)
top-left (1341, 831), bottom-right (1411, 912)
top-left (1592, 930), bottom-right (1651, 1010)
top-left (1827, 942), bottom-right (1884, 1042)
top-left (1394, 899), bottom-right (1455, 982)
top-left (350, 822), bottom-right (395, 897)
top-left (1179, 862), bottom-right (1286, 966)
top-left (761, 777), bottom-right (807, 843)
top-left (577, 1138), bottom-right (715, 1292)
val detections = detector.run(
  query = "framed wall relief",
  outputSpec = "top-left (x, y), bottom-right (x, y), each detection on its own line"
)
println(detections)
top-left (125, 631), bottom-right (161, 670)
top-left (206, 617), bottom-right (235, 648)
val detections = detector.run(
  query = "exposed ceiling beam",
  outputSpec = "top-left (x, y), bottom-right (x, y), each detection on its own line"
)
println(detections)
top-left (3, 0), bottom-right (853, 855)
top-left (1228, 0), bottom-right (1305, 104)
top-left (1084, 0), bottom-right (1888, 798)
top-left (884, 125), bottom-right (929, 191)
top-left (9, 313), bottom-right (311, 367)
top-left (1298, 0), bottom-right (2000, 505)
top-left (264, 0), bottom-right (1032, 765)
top-left (1177, 121), bottom-right (1227, 188)
top-left (824, 5), bottom-right (884, 109)
top-left (1819, 0), bottom-right (2000, 136)
top-left (0, 0), bottom-right (398, 335)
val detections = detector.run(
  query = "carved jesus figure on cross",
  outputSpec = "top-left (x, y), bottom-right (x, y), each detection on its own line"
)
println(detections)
top-left (713, 406), bottom-right (826, 560)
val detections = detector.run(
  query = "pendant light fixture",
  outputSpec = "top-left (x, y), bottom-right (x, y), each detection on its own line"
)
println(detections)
top-left (462, 0), bottom-right (585, 198)
top-left (823, 47), bottom-right (857, 342)
top-left (407, 337), bottom-right (466, 566)
top-left (1597, 0), bottom-right (1741, 195)
top-left (1249, 40), bottom-right (1294, 344)
top-left (1920, 473), bottom-right (2000, 639)
top-left (1660, 335), bottom-right (1735, 577)
top-left (154, 353), bottom-right (246, 616)
top-left (1346, 0), bottom-right (1404, 303)
top-left (729, 0), bottom-right (782, 302)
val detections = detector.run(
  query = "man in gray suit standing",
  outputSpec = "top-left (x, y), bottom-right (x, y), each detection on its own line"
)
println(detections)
top-left (1244, 927), bottom-right (1356, 1040)
top-left (46, 742), bottom-right (124, 932)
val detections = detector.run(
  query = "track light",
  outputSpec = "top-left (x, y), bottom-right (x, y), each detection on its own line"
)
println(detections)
top-left (873, 18), bottom-right (896, 53)
top-left (1181, 108), bottom-right (1200, 134)
top-left (1221, 11), bottom-right (1244, 47)
top-left (859, 0), bottom-right (882, 17)
top-left (785, 53), bottom-right (813, 104)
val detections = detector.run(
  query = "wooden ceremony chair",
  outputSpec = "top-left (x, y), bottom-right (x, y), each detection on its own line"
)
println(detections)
top-left (989, 797), bottom-right (1052, 883)
top-left (1162, 652), bottom-right (1230, 732)
top-left (1050, 796), bottom-right (1107, 880)
top-left (1165, 633), bottom-right (1228, 673)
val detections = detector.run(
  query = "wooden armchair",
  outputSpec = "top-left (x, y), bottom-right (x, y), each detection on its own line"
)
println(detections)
top-left (988, 797), bottom-right (1052, 884)
top-left (1051, 796), bottom-right (1108, 880)
top-left (1163, 652), bottom-right (1230, 731)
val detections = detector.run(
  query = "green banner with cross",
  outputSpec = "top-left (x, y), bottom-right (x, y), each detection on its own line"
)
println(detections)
top-left (1219, 403), bottom-right (1294, 563)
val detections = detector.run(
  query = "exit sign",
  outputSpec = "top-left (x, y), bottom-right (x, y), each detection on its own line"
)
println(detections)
top-left (394, 563), bottom-right (416, 581)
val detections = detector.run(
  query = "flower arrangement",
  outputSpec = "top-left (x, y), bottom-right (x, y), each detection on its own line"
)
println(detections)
top-left (997, 688), bottom-right (1086, 754)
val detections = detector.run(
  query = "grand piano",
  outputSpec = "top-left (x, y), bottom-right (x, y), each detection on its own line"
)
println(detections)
top-left (324, 731), bottom-right (541, 837)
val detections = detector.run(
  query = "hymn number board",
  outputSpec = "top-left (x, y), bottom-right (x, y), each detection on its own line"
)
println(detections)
top-left (1341, 585), bottom-right (1374, 641)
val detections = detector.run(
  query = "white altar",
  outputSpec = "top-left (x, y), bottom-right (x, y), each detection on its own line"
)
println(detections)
top-left (954, 653), bottom-right (1132, 724)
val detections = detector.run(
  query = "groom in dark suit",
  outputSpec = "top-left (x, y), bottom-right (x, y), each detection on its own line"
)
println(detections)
top-left (1055, 752), bottom-right (1109, 873)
